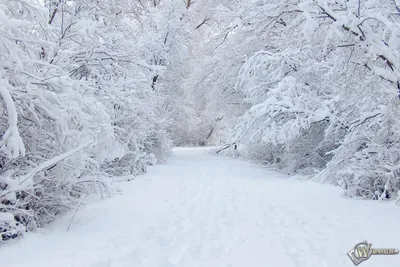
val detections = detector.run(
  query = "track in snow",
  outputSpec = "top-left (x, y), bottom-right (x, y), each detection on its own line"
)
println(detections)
top-left (1, 147), bottom-right (399, 267)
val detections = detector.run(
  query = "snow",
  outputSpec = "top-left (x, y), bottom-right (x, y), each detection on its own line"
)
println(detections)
top-left (1, 147), bottom-right (399, 267)
top-left (0, 212), bottom-right (14, 222)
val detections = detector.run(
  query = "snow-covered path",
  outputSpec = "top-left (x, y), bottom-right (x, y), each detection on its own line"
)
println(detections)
top-left (1, 147), bottom-right (399, 267)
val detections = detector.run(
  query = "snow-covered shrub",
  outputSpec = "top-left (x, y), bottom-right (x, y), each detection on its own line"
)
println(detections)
top-left (0, 0), bottom-right (192, 240)
top-left (0, 212), bottom-right (25, 242)
top-left (198, 0), bottom-right (400, 199)
top-left (314, 78), bottom-right (400, 199)
top-left (231, 49), bottom-right (331, 174)
top-left (301, 0), bottom-right (400, 198)
top-left (0, 0), bottom-right (122, 235)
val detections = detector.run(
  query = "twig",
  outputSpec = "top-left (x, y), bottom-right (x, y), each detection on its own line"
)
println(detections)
top-left (213, 32), bottom-right (229, 52)
top-left (67, 194), bottom-right (86, 232)
top-left (195, 17), bottom-right (209, 30)
top-left (216, 143), bottom-right (236, 154)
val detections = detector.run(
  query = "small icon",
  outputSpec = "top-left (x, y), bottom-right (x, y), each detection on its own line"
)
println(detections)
top-left (347, 240), bottom-right (399, 266)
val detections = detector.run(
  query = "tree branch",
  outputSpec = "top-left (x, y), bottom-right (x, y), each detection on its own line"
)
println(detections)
top-left (195, 17), bottom-right (209, 30)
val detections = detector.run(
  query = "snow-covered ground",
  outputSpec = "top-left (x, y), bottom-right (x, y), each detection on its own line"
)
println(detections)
top-left (1, 147), bottom-right (399, 267)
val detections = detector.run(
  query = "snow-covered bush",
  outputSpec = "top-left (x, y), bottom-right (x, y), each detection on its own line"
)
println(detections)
top-left (300, 0), bottom-right (400, 198)
top-left (0, 0), bottom-right (192, 240)
top-left (232, 51), bottom-right (331, 174)
top-left (196, 0), bottom-right (400, 199)
top-left (0, 0), bottom-right (121, 238)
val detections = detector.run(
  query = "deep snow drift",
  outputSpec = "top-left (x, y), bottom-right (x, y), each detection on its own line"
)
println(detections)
top-left (1, 147), bottom-right (399, 267)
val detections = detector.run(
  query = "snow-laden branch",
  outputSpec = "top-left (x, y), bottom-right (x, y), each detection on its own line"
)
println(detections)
top-left (18, 141), bottom-right (95, 187)
top-left (0, 82), bottom-right (25, 159)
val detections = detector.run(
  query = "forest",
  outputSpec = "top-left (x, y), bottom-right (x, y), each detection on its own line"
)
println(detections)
top-left (1, 0), bottom-right (400, 241)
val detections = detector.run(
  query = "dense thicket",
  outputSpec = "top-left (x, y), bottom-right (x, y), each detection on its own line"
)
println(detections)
top-left (192, 0), bottom-right (400, 201)
top-left (0, 0), bottom-right (193, 241)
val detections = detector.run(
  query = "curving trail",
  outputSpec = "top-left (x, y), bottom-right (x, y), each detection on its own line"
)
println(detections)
top-left (1, 147), bottom-right (399, 267)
